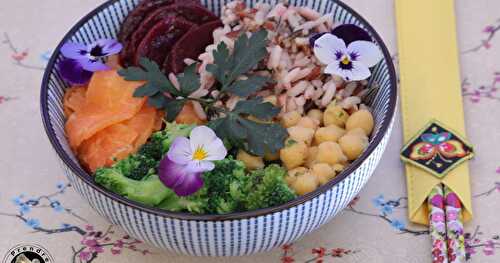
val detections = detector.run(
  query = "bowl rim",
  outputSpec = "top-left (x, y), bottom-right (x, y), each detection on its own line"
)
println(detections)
top-left (40, 0), bottom-right (397, 221)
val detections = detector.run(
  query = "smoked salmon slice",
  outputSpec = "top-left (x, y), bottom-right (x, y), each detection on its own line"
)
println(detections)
top-left (65, 70), bottom-right (146, 150)
top-left (78, 123), bottom-right (139, 172)
top-left (124, 104), bottom-right (158, 151)
top-left (76, 104), bottom-right (160, 173)
top-left (63, 86), bottom-right (87, 117)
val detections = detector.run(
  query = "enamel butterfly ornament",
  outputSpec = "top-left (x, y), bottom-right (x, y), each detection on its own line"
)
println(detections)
top-left (401, 121), bottom-right (474, 178)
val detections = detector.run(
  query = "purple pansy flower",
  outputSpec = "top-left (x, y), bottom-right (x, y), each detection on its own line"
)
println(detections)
top-left (331, 24), bottom-right (372, 45)
top-left (309, 24), bottom-right (372, 48)
top-left (310, 24), bottom-right (380, 81)
top-left (58, 39), bottom-right (122, 84)
top-left (158, 157), bottom-right (204, 196)
top-left (313, 31), bottom-right (382, 81)
top-left (158, 126), bottom-right (227, 196)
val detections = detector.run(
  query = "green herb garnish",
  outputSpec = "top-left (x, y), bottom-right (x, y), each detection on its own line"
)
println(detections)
top-left (118, 29), bottom-right (287, 156)
top-left (208, 97), bottom-right (287, 156)
top-left (207, 29), bottom-right (271, 96)
top-left (118, 58), bottom-right (200, 122)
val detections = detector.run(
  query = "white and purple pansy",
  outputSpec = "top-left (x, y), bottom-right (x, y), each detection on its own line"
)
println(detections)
top-left (312, 25), bottom-right (382, 81)
top-left (58, 39), bottom-right (123, 85)
top-left (158, 126), bottom-right (227, 196)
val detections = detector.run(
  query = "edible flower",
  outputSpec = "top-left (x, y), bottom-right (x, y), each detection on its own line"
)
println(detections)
top-left (313, 26), bottom-right (382, 81)
top-left (58, 39), bottom-right (123, 84)
top-left (158, 126), bottom-right (227, 196)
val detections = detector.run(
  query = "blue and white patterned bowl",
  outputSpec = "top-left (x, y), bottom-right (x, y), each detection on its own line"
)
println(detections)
top-left (40, 0), bottom-right (397, 256)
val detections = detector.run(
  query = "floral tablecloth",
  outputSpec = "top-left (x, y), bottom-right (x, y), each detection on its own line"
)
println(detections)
top-left (1, 0), bottom-right (499, 262)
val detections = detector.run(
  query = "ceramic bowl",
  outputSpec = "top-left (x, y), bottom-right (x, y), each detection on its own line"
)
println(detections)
top-left (41, 0), bottom-right (397, 256)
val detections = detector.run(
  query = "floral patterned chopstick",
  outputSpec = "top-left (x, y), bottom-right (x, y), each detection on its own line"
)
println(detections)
top-left (444, 185), bottom-right (466, 262)
top-left (428, 184), bottom-right (449, 263)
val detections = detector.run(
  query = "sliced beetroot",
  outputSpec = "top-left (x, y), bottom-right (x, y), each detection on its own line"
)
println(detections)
top-left (134, 17), bottom-right (196, 67)
top-left (165, 20), bottom-right (223, 74)
top-left (122, 3), bottom-right (218, 66)
top-left (118, 0), bottom-right (199, 43)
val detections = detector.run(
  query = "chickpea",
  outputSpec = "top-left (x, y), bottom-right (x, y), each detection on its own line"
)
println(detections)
top-left (332, 163), bottom-right (345, 173)
top-left (307, 109), bottom-right (323, 125)
top-left (237, 150), bottom-right (265, 170)
top-left (339, 134), bottom-right (369, 160)
top-left (297, 116), bottom-right (319, 130)
top-left (311, 163), bottom-right (335, 185)
top-left (323, 105), bottom-right (349, 128)
top-left (347, 127), bottom-right (367, 138)
top-left (305, 146), bottom-right (319, 168)
top-left (281, 111), bottom-right (301, 128)
top-left (286, 167), bottom-right (308, 186)
top-left (280, 139), bottom-right (308, 169)
top-left (288, 126), bottom-right (315, 145)
top-left (316, 141), bottom-right (347, 165)
top-left (346, 109), bottom-right (374, 135)
top-left (292, 172), bottom-right (319, 195)
top-left (314, 125), bottom-right (346, 145)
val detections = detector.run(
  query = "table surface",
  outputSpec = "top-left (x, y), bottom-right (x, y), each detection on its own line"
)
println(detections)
top-left (1, 1), bottom-right (499, 262)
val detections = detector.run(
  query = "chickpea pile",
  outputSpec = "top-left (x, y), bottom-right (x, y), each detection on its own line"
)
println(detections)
top-left (279, 103), bottom-right (374, 195)
top-left (234, 101), bottom-right (374, 196)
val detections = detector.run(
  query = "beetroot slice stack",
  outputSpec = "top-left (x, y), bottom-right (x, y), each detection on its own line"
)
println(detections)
top-left (118, 0), bottom-right (222, 74)
top-left (118, 0), bottom-right (198, 44)
top-left (121, 3), bottom-right (218, 66)
top-left (134, 17), bottom-right (196, 67)
top-left (165, 20), bottom-right (223, 74)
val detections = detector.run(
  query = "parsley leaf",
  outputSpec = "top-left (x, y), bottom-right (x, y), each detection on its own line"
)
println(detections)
top-left (225, 75), bottom-right (271, 97)
top-left (209, 98), bottom-right (287, 156)
top-left (206, 41), bottom-right (231, 85)
top-left (239, 118), bottom-right (288, 156)
top-left (232, 97), bottom-right (280, 120)
top-left (119, 58), bottom-right (204, 121)
top-left (147, 93), bottom-right (169, 109)
top-left (118, 57), bottom-right (179, 98)
top-left (164, 99), bottom-right (186, 122)
top-left (228, 29), bottom-right (268, 84)
top-left (206, 29), bottom-right (269, 97)
top-left (177, 63), bottom-right (200, 96)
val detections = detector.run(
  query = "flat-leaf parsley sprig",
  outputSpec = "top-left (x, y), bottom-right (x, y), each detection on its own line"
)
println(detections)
top-left (118, 58), bottom-right (200, 120)
top-left (118, 29), bottom-right (288, 156)
top-left (206, 29), bottom-right (271, 97)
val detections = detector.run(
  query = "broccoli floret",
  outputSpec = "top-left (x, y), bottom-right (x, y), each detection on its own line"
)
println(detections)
top-left (137, 122), bottom-right (195, 161)
top-left (201, 158), bottom-right (250, 214)
top-left (154, 159), bottom-right (296, 214)
top-left (137, 141), bottom-right (163, 161)
top-left (157, 194), bottom-right (208, 214)
top-left (95, 167), bottom-right (172, 206)
top-left (151, 122), bottom-right (195, 153)
top-left (245, 164), bottom-right (296, 211)
top-left (157, 158), bottom-right (249, 214)
top-left (113, 154), bottom-right (157, 180)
